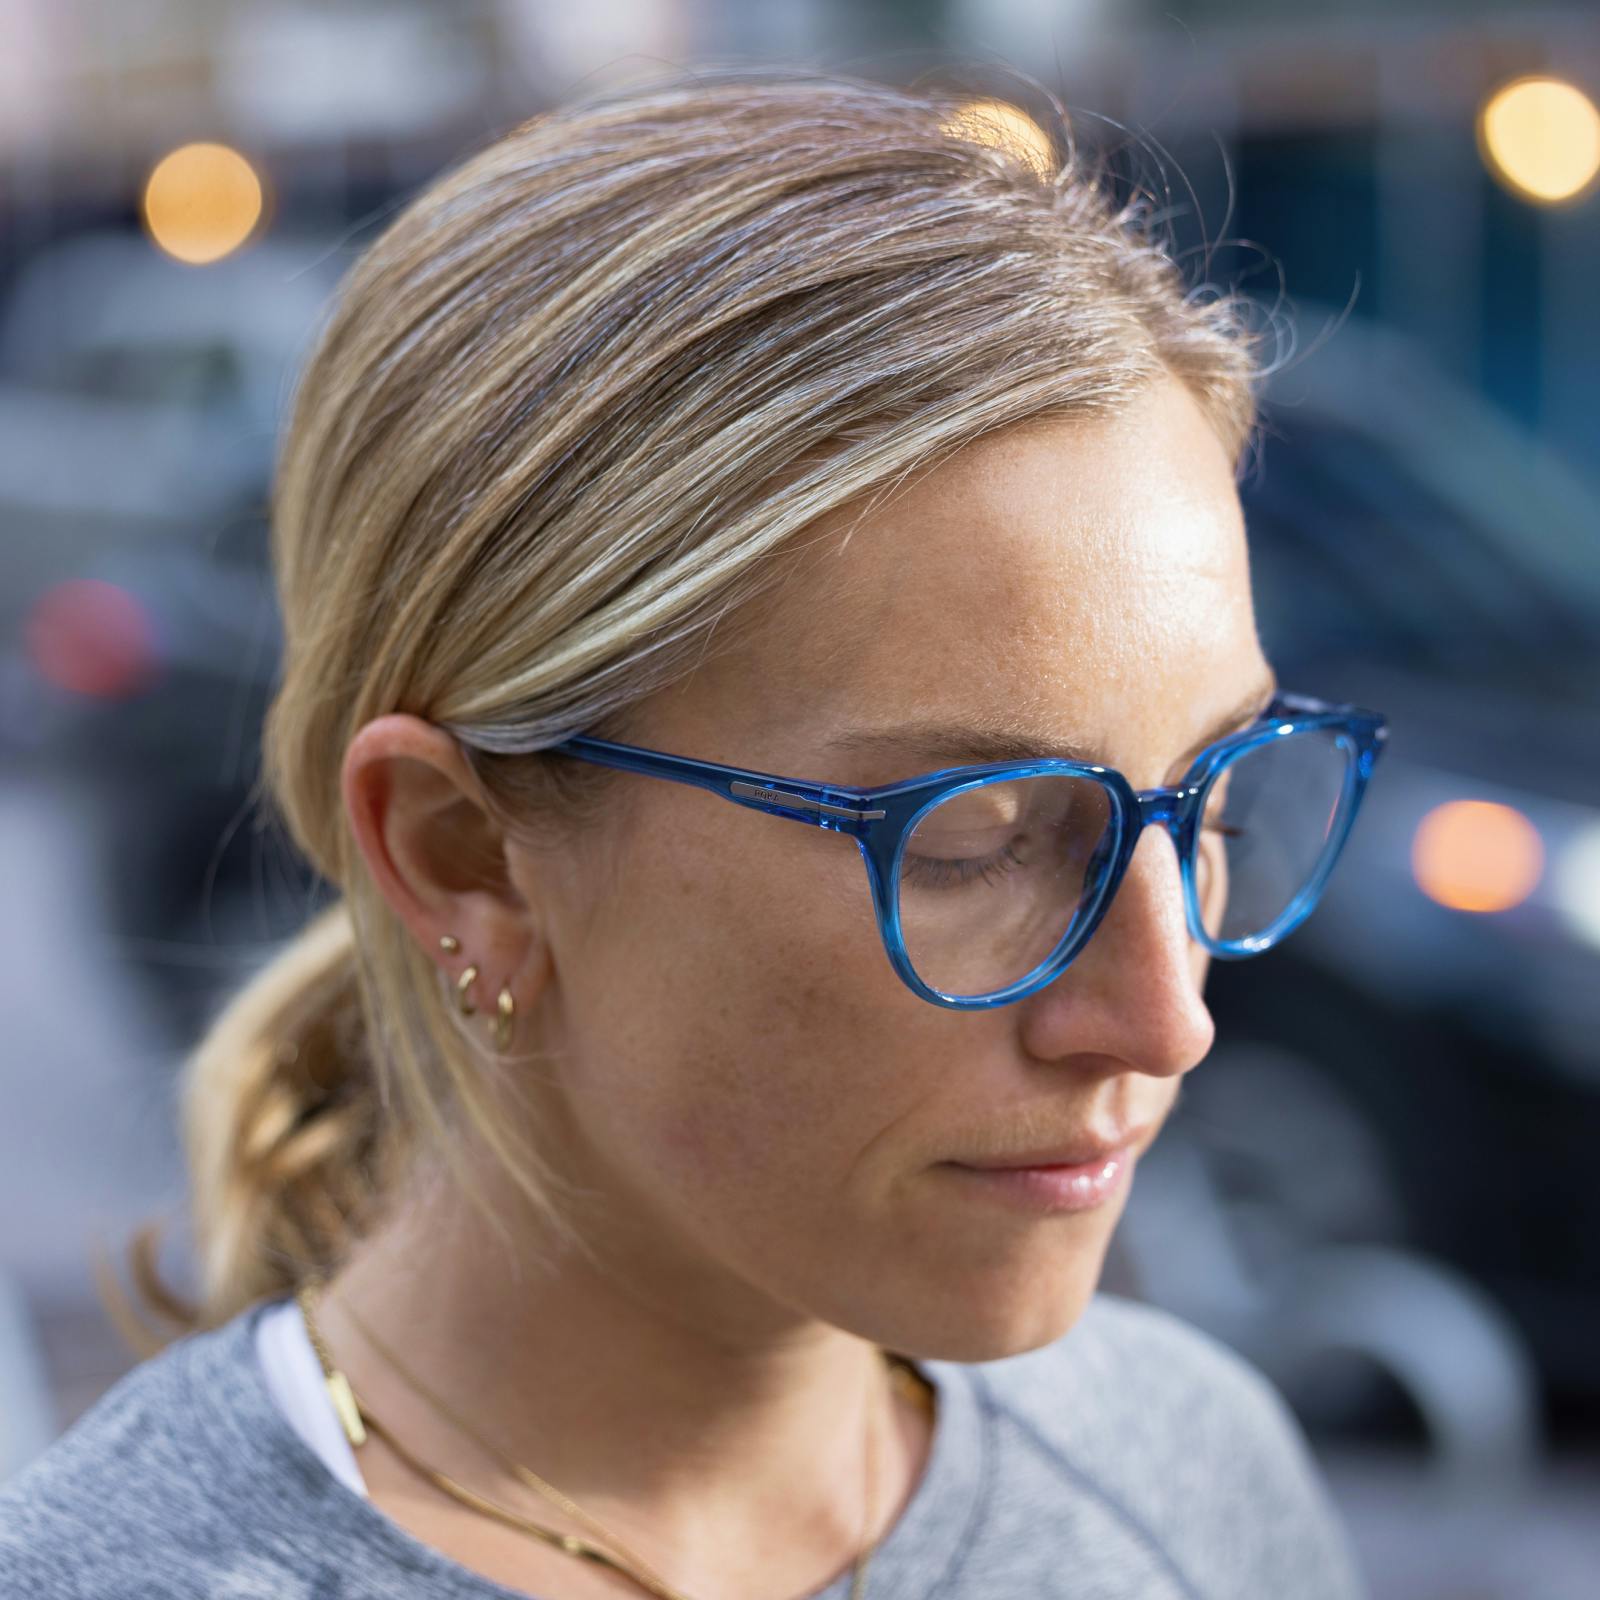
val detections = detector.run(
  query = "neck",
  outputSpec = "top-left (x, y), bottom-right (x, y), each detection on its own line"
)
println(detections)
top-left (309, 1156), bottom-right (934, 1588)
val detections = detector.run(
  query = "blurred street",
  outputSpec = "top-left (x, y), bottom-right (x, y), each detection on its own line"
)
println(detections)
top-left (0, 772), bottom-right (184, 1305)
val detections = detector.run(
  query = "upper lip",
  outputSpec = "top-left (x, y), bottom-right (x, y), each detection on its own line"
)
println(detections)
top-left (954, 1126), bottom-right (1150, 1170)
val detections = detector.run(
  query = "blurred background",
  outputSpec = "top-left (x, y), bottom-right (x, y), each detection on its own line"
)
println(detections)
top-left (1, 2), bottom-right (1596, 1595)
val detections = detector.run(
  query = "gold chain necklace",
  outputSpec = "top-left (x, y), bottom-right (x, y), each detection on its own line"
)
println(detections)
top-left (295, 1278), bottom-right (930, 1600)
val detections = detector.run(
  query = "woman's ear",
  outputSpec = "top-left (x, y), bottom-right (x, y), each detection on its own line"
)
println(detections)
top-left (341, 714), bottom-right (547, 998)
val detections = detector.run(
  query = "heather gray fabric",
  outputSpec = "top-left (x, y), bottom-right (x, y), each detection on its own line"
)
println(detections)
top-left (0, 1290), bottom-right (1366, 1599)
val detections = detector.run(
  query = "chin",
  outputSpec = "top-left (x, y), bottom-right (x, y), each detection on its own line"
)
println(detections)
top-left (875, 1233), bottom-right (1114, 1366)
top-left (985, 1249), bottom-right (1108, 1358)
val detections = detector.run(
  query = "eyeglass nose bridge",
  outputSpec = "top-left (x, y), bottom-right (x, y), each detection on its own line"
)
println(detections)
top-left (1084, 782), bottom-right (1207, 904)
top-left (1131, 783), bottom-right (1204, 836)
top-left (1047, 779), bottom-right (1210, 986)
top-left (1082, 782), bottom-right (1211, 955)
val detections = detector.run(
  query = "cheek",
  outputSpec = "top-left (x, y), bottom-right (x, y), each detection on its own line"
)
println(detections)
top-left (554, 809), bottom-right (924, 1227)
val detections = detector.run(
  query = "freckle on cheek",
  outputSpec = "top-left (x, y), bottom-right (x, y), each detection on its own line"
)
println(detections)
top-left (657, 1116), bottom-right (715, 1171)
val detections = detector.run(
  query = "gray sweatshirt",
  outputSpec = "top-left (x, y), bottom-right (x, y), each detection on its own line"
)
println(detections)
top-left (0, 1289), bottom-right (1366, 1599)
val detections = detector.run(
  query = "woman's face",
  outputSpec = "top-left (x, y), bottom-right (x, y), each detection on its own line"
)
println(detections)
top-left (515, 373), bottom-right (1274, 1362)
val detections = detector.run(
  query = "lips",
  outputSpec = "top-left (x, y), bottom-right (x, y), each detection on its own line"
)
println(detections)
top-left (947, 1148), bottom-right (1133, 1214)
top-left (955, 1125), bottom-right (1151, 1170)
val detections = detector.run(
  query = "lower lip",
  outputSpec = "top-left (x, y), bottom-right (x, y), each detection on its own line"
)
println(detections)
top-left (945, 1148), bottom-right (1132, 1214)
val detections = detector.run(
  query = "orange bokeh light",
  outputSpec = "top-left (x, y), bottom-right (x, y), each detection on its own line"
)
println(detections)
top-left (142, 142), bottom-right (264, 264)
top-left (1412, 800), bottom-right (1544, 914)
top-left (1478, 76), bottom-right (1600, 205)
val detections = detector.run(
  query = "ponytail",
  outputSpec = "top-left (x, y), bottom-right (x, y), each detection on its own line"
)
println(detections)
top-left (105, 900), bottom-right (400, 1354)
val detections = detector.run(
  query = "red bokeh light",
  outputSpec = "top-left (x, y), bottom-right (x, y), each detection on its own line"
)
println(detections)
top-left (24, 579), bottom-right (162, 699)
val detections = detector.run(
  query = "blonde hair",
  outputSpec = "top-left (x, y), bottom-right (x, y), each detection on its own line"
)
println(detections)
top-left (113, 61), bottom-right (1262, 1350)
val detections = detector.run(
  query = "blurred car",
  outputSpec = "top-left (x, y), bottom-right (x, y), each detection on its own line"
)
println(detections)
top-left (0, 229), bottom-right (339, 617)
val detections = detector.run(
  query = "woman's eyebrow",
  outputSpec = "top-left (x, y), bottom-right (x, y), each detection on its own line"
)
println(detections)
top-left (1171, 671), bottom-right (1281, 770)
top-left (823, 672), bottom-right (1280, 772)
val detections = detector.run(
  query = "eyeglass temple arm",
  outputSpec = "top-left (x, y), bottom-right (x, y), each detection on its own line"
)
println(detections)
top-left (546, 735), bottom-right (887, 834)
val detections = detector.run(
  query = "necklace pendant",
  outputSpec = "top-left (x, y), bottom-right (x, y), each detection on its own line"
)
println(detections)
top-left (325, 1368), bottom-right (368, 1447)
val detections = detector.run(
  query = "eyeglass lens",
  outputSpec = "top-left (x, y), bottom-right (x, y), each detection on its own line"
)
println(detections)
top-left (896, 773), bottom-right (1113, 998)
top-left (1194, 724), bottom-right (1351, 947)
top-left (894, 725), bottom-right (1354, 999)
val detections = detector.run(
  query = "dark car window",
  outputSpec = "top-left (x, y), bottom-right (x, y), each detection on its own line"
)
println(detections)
top-left (1242, 415), bottom-right (1598, 683)
top-left (48, 341), bottom-right (246, 408)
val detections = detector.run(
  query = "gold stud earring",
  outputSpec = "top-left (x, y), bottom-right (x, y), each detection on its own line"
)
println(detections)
top-left (491, 985), bottom-right (515, 1051)
top-left (439, 933), bottom-right (460, 954)
top-left (456, 964), bottom-right (480, 1016)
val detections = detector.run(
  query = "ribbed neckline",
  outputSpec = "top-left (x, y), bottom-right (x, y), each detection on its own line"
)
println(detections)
top-left (177, 1294), bottom-right (991, 1600)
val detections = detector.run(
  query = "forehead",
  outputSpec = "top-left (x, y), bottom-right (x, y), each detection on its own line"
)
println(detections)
top-left (670, 375), bottom-right (1260, 771)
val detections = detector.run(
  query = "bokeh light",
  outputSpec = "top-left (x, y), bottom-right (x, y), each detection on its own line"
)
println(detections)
top-left (141, 141), bottom-right (265, 264)
top-left (1412, 799), bottom-right (1544, 913)
top-left (24, 579), bottom-right (162, 699)
top-left (1477, 76), bottom-right (1600, 205)
top-left (942, 97), bottom-right (1056, 181)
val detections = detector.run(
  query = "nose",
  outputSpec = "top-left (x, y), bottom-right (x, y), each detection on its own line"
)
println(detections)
top-left (1015, 821), bottom-right (1216, 1076)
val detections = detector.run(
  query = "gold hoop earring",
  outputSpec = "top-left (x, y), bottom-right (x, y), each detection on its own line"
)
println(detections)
top-left (456, 964), bottom-right (480, 1016)
top-left (491, 985), bottom-right (515, 1051)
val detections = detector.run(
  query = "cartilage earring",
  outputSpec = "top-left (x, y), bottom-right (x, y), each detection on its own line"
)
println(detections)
top-left (491, 985), bottom-right (515, 1051)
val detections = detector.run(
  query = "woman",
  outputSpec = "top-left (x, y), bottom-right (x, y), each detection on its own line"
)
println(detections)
top-left (1, 62), bottom-right (1381, 1600)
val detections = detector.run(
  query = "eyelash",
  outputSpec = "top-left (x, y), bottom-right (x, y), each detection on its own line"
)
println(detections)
top-left (903, 815), bottom-right (1247, 890)
top-left (900, 840), bottom-right (1028, 889)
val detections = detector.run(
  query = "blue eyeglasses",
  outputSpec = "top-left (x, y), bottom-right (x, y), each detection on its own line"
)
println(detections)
top-left (547, 691), bottom-right (1388, 1011)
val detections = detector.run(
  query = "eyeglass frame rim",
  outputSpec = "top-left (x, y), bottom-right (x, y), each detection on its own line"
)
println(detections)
top-left (543, 690), bottom-right (1390, 1010)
